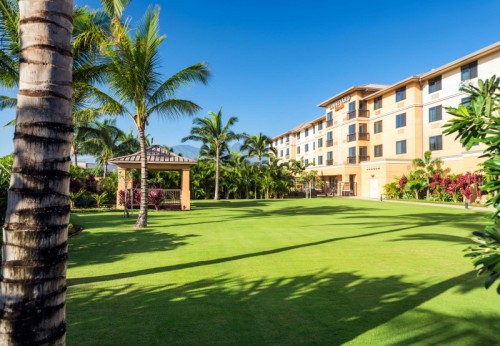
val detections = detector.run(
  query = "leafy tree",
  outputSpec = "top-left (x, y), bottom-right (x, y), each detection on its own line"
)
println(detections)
top-left (443, 75), bottom-right (500, 293)
top-left (241, 132), bottom-right (277, 164)
top-left (182, 109), bottom-right (239, 200)
top-left (105, 7), bottom-right (209, 227)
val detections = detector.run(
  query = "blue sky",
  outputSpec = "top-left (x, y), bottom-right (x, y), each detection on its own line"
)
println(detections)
top-left (1, 0), bottom-right (499, 158)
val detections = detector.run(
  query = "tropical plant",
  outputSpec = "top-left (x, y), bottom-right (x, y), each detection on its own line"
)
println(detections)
top-left (241, 132), bottom-right (277, 164)
top-left (79, 118), bottom-right (126, 178)
top-left (105, 7), bottom-right (209, 227)
top-left (412, 151), bottom-right (444, 199)
top-left (91, 191), bottom-right (108, 208)
top-left (182, 109), bottom-right (239, 200)
top-left (0, 0), bottom-right (73, 343)
top-left (444, 75), bottom-right (500, 294)
top-left (70, 188), bottom-right (86, 209)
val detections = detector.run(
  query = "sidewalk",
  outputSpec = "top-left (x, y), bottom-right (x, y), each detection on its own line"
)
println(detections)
top-left (347, 196), bottom-right (492, 212)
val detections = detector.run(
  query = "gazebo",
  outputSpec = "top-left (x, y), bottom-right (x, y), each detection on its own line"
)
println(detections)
top-left (110, 145), bottom-right (196, 211)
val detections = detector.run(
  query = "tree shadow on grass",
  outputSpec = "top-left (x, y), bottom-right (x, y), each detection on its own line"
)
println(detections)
top-left (68, 228), bottom-right (198, 267)
top-left (66, 271), bottom-right (492, 345)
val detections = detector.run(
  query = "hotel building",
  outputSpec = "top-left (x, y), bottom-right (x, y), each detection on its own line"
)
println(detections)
top-left (272, 42), bottom-right (500, 198)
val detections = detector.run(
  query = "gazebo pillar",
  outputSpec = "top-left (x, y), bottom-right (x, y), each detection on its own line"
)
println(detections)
top-left (116, 168), bottom-right (128, 209)
top-left (180, 168), bottom-right (191, 211)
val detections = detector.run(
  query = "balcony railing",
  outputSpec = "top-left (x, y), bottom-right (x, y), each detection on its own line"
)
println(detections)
top-left (347, 109), bottom-right (370, 120)
top-left (326, 119), bottom-right (333, 127)
top-left (347, 132), bottom-right (370, 142)
top-left (347, 156), bottom-right (356, 164)
top-left (358, 132), bottom-right (370, 140)
top-left (326, 139), bottom-right (333, 147)
top-left (359, 155), bottom-right (370, 163)
top-left (326, 159), bottom-right (334, 166)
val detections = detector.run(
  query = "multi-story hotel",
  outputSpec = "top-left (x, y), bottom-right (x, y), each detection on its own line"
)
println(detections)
top-left (272, 42), bottom-right (500, 198)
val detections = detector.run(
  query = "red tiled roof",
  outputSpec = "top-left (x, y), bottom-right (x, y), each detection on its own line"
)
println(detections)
top-left (110, 145), bottom-right (196, 164)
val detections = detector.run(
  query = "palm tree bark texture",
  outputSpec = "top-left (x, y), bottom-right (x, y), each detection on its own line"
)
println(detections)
top-left (1, 0), bottom-right (73, 345)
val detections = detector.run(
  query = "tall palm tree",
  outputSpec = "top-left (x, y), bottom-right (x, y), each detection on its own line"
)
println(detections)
top-left (79, 119), bottom-right (126, 178)
top-left (105, 7), bottom-right (209, 227)
top-left (182, 109), bottom-right (239, 200)
top-left (0, 0), bottom-right (73, 344)
top-left (241, 132), bottom-right (277, 164)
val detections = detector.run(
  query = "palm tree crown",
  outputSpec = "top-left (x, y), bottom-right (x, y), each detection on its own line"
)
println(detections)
top-left (182, 109), bottom-right (239, 200)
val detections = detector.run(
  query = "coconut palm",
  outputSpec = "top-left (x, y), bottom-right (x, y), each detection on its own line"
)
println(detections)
top-left (105, 7), bottom-right (209, 227)
top-left (182, 109), bottom-right (239, 200)
top-left (79, 119), bottom-right (127, 179)
top-left (241, 132), bottom-right (277, 164)
top-left (0, 0), bottom-right (73, 344)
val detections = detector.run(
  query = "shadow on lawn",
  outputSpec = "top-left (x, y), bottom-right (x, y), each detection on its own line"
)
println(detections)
top-left (67, 271), bottom-right (492, 345)
top-left (68, 228), bottom-right (198, 267)
top-left (68, 224), bottom-right (413, 286)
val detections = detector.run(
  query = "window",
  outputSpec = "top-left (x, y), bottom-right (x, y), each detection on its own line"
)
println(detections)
top-left (305, 144), bottom-right (309, 152)
top-left (374, 96), bottom-right (382, 110)
top-left (318, 121), bottom-right (323, 130)
top-left (326, 151), bottom-right (333, 164)
top-left (327, 112), bottom-right (332, 121)
top-left (374, 120), bottom-right (383, 134)
top-left (313, 142), bottom-right (315, 150)
top-left (305, 159), bottom-right (309, 166)
top-left (286, 148), bottom-right (289, 156)
top-left (429, 105), bottom-right (442, 122)
top-left (461, 97), bottom-right (471, 106)
top-left (396, 140), bottom-right (407, 155)
top-left (318, 138), bottom-right (323, 148)
top-left (326, 132), bottom-right (333, 141)
top-left (348, 124), bottom-right (356, 134)
top-left (461, 60), bottom-right (478, 81)
top-left (428, 75), bottom-right (442, 93)
top-left (395, 86), bottom-right (406, 102)
top-left (305, 128), bottom-right (309, 137)
top-left (312, 125), bottom-right (316, 134)
top-left (396, 113), bottom-right (406, 128)
top-left (297, 146), bottom-right (301, 154)
top-left (286, 135), bottom-right (289, 142)
top-left (280, 138), bottom-right (283, 144)
top-left (280, 150), bottom-right (283, 157)
top-left (318, 155), bottom-right (323, 165)
top-left (274, 141), bottom-right (277, 146)
top-left (374, 144), bottom-right (383, 157)
top-left (297, 133), bottom-right (300, 139)
top-left (429, 135), bottom-right (443, 151)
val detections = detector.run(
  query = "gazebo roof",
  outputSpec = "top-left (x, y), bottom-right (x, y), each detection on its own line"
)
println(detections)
top-left (110, 145), bottom-right (196, 167)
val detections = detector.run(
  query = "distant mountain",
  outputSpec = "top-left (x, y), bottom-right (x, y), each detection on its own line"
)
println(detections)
top-left (172, 145), bottom-right (200, 159)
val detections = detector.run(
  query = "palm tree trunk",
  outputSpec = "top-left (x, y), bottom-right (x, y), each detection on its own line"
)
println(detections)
top-left (73, 146), bottom-right (78, 166)
top-left (0, 1), bottom-right (73, 344)
top-left (214, 147), bottom-right (220, 200)
top-left (103, 159), bottom-right (108, 179)
top-left (135, 127), bottom-right (148, 228)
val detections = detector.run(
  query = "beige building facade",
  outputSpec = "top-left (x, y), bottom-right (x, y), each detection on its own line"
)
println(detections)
top-left (272, 42), bottom-right (500, 198)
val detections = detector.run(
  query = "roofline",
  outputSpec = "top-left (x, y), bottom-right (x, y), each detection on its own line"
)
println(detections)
top-left (363, 76), bottom-right (420, 100)
top-left (420, 41), bottom-right (500, 80)
top-left (317, 85), bottom-right (386, 108)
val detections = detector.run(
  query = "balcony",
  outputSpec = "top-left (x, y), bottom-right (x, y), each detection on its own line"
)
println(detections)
top-left (326, 119), bottom-right (333, 127)
top-left (347, 156), bottom-right (356, 164)
top-left (358, 132), bottom-right (370, 140)
top-left (347, 132), bottom-right (370, 142)
top-left (326, 159), bottom-right (334, 166)
top-left (347, 109), bottom-right (370, 120)
top-left (359, 155), bottom-right (370, 163)
top-left (326, 139), bottom-right (333, 147)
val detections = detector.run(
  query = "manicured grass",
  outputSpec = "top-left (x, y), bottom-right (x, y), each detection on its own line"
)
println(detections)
top-left (67, 198), bottom-right (500, 345)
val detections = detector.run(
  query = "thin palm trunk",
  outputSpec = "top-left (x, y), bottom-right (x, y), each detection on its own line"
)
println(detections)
top-left (214, 146), bottom-right (220, 200)
top-left (136, 127), bottom-right (148, 227)
top-left (103, 159), bottom-right (108, 179)
top-left (73, 146), bottom-right (78, 166)
top-left (0, 0), bottom-right (73, 344)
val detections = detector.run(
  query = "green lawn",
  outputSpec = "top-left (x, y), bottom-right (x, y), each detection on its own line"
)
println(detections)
top-left (67, 198), bottom-right (500, 345)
